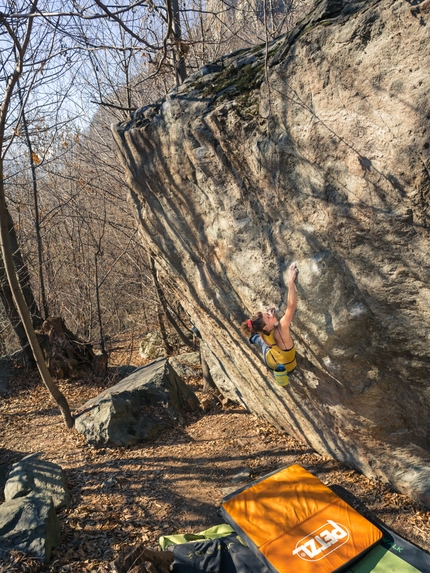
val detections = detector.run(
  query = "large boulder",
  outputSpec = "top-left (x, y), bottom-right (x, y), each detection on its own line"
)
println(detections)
top-left (4, 453), bottom-right (71, 510)
top-left (75, 358), bottom-right (200, 447)
top-left (112, 0), bottom-right (430, 506)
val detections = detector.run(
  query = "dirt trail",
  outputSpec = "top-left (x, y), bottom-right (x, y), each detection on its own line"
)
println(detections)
top-left (1, 362), bottom-right (429, 572)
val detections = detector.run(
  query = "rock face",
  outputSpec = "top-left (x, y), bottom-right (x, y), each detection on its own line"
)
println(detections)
top-left (113, 0), bottom-right (430, 506)
top-left (75, 358), bottom-right (200, 447)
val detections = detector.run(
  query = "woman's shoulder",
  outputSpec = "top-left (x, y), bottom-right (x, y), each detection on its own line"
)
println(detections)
top-left (278, 312), bottom-right (293, 329)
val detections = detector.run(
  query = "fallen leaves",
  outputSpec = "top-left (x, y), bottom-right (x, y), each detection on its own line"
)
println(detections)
top-left (1, 365), bottom-right (430, 573)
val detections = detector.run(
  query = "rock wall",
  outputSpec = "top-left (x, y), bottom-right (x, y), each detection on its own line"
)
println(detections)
top-left (113, 0), bottom-right (430, 507)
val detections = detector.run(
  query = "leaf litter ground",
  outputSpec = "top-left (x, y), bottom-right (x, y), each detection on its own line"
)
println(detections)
top-left (1, 351), bottom-right (429, 572)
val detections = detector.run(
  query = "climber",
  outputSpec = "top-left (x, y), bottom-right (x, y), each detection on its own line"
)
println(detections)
top-left (241, 262), bottom-right (298, 385)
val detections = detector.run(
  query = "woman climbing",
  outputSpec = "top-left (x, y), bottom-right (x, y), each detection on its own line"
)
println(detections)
top-left (240, 262), bottom-right (298, 386)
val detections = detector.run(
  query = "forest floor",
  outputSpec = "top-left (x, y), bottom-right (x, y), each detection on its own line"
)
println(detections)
top-left (1, 342), bottom-right (430, 573)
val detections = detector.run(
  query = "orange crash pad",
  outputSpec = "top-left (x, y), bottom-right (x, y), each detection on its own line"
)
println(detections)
top-left (221, 464), bottom-right (382, 573)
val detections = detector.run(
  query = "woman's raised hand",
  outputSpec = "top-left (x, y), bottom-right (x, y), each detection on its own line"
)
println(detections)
top-left (288, 262), bottom-right (298, 283)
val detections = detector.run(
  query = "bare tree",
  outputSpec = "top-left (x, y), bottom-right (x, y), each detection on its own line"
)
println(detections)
top-left (0, 2), bottom-right (74, 428)
top-left (0, 0), bottom-right (312, 370)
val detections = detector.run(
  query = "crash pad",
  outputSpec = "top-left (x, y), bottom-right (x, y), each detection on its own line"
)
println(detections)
top-left (345, 521), bottom-right (430, 573)
top-left (161, 519), bottom-right (430, 573)
top-left (220, 464), bottom-right (383, 573)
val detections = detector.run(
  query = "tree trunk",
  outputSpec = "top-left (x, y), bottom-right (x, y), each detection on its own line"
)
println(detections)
top-left (169, 0), bottom-right (187, 85)
top-left (162, 298), bottom-right (194, 349)
top-left (20, 88), bottom-right (49, 318)
top-left (0, 260), bottom-right (35, 365)
top-left (0, 205), bottom-right (44, 365)
top-left (6, 206), bottom-right (43, 330)
top-left (149, 255), bottom-right (173, 355)
top-left (94, 250), bottom-right (106, 355)
top-left (149, 256), bottom-right (194, 349)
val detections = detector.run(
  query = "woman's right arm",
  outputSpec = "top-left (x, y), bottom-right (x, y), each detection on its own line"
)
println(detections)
top-left (279, 262), bottom-right (298, 328)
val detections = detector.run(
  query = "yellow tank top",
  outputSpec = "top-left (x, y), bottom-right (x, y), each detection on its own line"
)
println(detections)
top-left (262, 328), bottom-right (297, 372)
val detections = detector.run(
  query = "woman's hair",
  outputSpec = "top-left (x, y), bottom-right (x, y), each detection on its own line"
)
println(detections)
top-left (240, 312), bottom-right (266, 337)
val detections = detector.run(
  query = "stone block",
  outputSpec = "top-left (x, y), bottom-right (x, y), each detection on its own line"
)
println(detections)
top-left (75, 358), bottom-right (200, 447)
